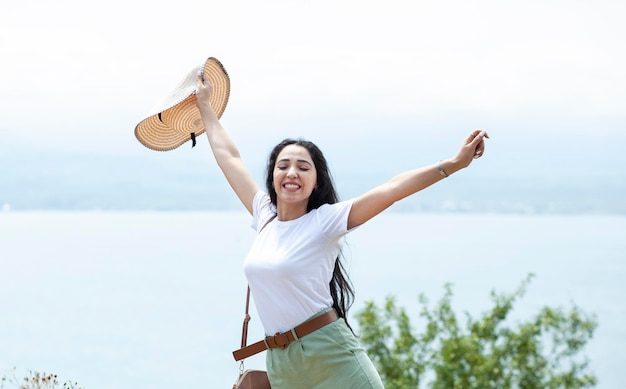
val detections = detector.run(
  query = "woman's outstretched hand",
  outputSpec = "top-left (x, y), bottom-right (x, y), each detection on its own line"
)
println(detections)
top-left (454, 129), bottom-right (490, 169)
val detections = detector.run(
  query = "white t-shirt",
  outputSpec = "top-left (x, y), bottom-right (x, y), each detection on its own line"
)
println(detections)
top-left (243, 191), bottom-right (355, 335)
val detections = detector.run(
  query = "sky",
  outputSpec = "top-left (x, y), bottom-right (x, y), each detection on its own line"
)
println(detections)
top-left (1, 0), bottom-right (625, 156)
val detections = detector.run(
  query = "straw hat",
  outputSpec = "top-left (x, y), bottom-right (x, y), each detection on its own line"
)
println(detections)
top-left (135, 57), bottom-right (230, 151)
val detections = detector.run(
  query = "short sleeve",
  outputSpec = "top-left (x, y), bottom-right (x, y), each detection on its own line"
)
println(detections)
top-left (314, 199), bottom-right (356, 239)
top-left (250, 191), bottom-right (277, 232)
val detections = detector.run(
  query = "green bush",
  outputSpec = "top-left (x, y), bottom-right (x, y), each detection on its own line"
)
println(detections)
top-left (356, 274), bottom-right (597, 389)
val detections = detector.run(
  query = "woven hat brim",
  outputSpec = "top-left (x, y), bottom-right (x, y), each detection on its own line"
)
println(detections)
top-left (134, 57), bottom-right (230, 151)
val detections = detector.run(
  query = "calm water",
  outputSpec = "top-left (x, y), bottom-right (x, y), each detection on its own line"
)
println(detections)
top-left (1, 212), bottom-right (624, 388)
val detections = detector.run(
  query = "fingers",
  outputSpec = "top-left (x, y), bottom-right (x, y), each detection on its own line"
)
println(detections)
top-left (470, 129), bottom-right (488, 159)
top-left (195, 71), bottom-right (204, 88)
top-left (194, 73), bottom-right (202, 94)
top-left (474, 142), bottom-right (485, 159)
top-left (194, 70), bottom-right (212, 97)
top-left (468, 129), bottom-right (488, 141)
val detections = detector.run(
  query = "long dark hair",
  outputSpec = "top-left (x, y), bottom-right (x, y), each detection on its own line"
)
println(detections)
top-left (265, 138), bottom-right (355, 330)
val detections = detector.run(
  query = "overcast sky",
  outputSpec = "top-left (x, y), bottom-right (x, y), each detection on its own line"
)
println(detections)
top-left (1, 0), bottom-right (625, 154)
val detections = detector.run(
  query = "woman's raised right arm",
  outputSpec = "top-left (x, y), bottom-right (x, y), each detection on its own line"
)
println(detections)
top-left (195, 74), bottom-right (259, 215)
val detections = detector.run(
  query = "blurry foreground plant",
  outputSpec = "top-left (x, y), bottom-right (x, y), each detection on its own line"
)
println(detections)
top-left (356, 274), bottom-right (597, 389)
top-left (1, 369), bottom-right (82, 389)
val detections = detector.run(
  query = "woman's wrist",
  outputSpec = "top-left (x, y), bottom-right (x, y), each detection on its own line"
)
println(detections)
top-left (438, 158), bottom-right (464, 177)
top-left (197, 99), bottom-right (219, 122)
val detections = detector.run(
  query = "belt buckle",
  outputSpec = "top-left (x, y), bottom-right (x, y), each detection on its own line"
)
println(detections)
top-left (271, 332), bottom-right (290, 349)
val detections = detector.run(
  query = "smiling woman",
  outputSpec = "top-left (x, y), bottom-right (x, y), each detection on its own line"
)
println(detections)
top-left (193, 65), bottom-right (488, 388)
top-left (271, 142), bottom-right (319, 218)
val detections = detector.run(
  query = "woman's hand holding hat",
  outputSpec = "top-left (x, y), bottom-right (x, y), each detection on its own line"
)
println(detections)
top-left (134, 57), bottom-right (230, 151)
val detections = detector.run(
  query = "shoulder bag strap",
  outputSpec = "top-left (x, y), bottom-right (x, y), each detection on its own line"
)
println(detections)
top-left (239, 214), bottom-right (276, 349)
top-left (240, 286), bottom-right (252, 348)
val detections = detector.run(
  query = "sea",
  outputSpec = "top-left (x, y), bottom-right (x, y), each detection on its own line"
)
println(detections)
top-left (0, 211), bottom-right (624, 389)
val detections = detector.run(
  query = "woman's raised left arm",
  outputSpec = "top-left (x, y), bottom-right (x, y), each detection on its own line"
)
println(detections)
top-left (347, 129), bottom-right (489, 229)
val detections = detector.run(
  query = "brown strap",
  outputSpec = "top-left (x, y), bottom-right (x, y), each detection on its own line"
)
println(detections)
top-left (240, 286), bottom-right (252, 349)
top-left (233, 309), bottom-right (338, 361)
top-left (233, 338), bottom-right (266, 362)
top-left (238, 214), bottom-right (276, 352)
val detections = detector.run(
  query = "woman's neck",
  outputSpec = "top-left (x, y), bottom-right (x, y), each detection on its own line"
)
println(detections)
top-left (276, 201), bottom-right (308, 221)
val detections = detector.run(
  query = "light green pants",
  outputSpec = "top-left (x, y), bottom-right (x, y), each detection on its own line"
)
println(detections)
top-left (266, 309), bottom-right (385, 389)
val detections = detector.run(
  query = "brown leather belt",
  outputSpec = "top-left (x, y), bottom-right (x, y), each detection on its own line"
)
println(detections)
top-left (233, 309), bottom-right (338, 361)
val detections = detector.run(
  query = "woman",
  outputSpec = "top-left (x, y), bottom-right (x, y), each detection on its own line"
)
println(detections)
top-left (195, 74), bottom-right (488, 388)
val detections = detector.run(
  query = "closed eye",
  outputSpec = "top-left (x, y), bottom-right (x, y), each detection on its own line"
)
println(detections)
top-left (276, 158), bottom-right (313, 171)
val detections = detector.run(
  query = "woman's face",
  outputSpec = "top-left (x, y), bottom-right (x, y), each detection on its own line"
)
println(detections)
top-left (273, 144), bottom-right (318, 209)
